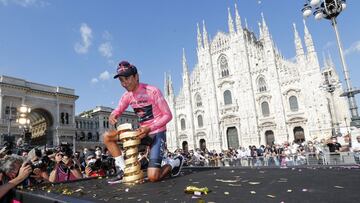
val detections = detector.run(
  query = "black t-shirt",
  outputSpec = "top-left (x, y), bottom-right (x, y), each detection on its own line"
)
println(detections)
top-left (327, 143), bottom-right (342, 153)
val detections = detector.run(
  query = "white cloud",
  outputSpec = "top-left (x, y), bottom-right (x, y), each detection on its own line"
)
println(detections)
top-left (74, 23), bottom-right (93, 54)
top-left (0, 0), bottom-right (48, 7)
top-left (345, 41), bottom-right (360, 55)
top-left (91, 78), bottom-right (98, 84)
top-left (98, 42), bottom-right (113, 58)
top-left (99, 71), bottom-right (110, 81)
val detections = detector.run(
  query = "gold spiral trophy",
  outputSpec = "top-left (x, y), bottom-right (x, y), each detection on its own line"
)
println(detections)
top-left (117, 123), bottom-right (144, 184)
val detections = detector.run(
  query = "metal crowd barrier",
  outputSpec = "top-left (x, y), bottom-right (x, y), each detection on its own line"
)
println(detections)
top-left (185, 152), bottom-right (359, 167)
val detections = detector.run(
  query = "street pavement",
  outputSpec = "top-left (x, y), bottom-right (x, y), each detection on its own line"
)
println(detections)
top-left (16, 166), bottom-right (360, 203)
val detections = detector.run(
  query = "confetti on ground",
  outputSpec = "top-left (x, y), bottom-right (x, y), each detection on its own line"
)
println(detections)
top-left (287, 189), bottom-right (292, 193)
top-left (216, 179), bottom-right (239, 183)
top-left (248, 182), bottom-right (261, 185)
top-left (302, 189), bottom-right (308, 192)
top-left (125, 188), bottom-right (129, 192)
top-left (267, 194), bottom-right (276, 198)
top-left (224, 192), bottom-right (230, 195)
top-left (334, 186), bottom-right (344, 189)
top-left (228, 184), bottom-right (242, 187)
top-left (250, 191), bottom-right (256, 194)
top-left (194, 191), bottom-right (202, 196)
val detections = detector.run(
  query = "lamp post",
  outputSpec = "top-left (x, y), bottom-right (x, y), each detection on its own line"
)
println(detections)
top-left (302, 0), bottom-right (360, 127)
top-left (16, 104), bottom-right (31, 145)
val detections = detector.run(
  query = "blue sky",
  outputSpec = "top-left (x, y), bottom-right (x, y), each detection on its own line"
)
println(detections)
top-left (0, 0), bottom-right (359, 115)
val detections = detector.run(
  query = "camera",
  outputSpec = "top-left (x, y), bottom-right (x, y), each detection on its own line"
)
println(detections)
top-left (2, 141), bottom-right (14, 155)
top-left (87, 159), bottom-right (102, 171)
top-left (26, 155), bottom-right (50, 170)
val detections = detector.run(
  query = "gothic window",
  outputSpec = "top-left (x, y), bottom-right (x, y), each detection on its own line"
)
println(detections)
top-left (180, 118), bottom-right (186, 130)
top-left (197, 115), bottom-right (203, 128)
top-left (224, 90), bottom-right (232, 105)
top-left (289, 96), bottom-right (299, 112)
top-left (219, 55), bottom-right (229, 77)
top-left (261, 101), bottom-right (270, 117)
top-left (196, 94), bottom-right (202, 107)
top-left (257, 77), bottom-right (267, 92)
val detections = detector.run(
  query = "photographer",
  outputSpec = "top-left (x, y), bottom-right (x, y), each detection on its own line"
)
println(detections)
top-left (84, 151), bottom-right (105, 178)
top-left (26, 148), bottom-right (50, 183)
top-left (49, 147), bottom-right (82, 182)
top-left (0, 154), bottom-right (32, 200)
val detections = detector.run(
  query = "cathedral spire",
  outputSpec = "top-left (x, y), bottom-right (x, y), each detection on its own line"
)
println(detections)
top-left (202, 20), bottom-right (209, 49)
top-left (261, 13), bottom-right (269, 37)
top-left (182, 48), bottom-right (189, 74)
top-left (258, 21), bottom-right (263, 40)
top-left (164, 72), bottom-right (168, 97)
top-left (234, 3), bottom-right (242, 33)
top-left (197, 23), bottom-right (203, 50)
top-left (293, 23), bottom-right (304, 57)
top-left (227, 7), bottom-right (235, 35)
top-left (303, 19), bottom-right (315, 53)
top-left (168, 73), bottom-right (174, 96)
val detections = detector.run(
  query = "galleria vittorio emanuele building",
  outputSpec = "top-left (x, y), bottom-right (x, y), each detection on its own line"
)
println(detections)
top-left (164, 5), bottom-right (350, 152)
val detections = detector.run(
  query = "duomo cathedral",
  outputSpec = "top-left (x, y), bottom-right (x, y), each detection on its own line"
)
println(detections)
top-left (164, 5), bottom-right (350, 152)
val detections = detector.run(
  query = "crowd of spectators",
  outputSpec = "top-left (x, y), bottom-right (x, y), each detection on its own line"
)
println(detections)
top-left (166, 135), bottom-right (360, 168)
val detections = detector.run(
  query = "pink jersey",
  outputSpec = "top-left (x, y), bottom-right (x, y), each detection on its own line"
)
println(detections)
top-left (111, 83), bottom-right (172, 134)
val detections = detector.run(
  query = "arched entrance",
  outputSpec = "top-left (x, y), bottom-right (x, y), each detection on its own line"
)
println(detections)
top-left (199, 139), bottom-right (206, 151)
top-left (226, 127), bottom-right (239, 149)
top-left (182, 141), bottom-right (188, 152)
top-left (265, 130), bottom-right (275, 146)
top-left (293, 126), bottom-right (305, 143)
top-left (28, 108), bottom-right (54, 146)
